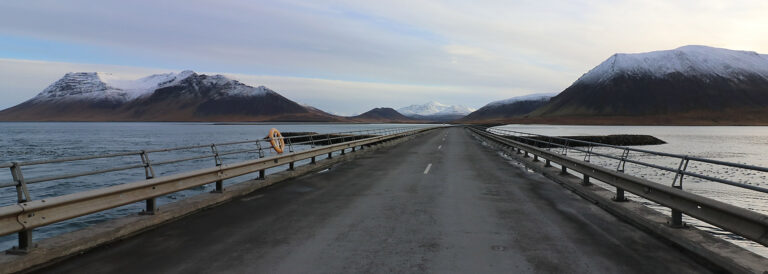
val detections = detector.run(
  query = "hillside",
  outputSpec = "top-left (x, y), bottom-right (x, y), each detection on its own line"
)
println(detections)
top-left (527, 45), bottom-right (768, 124)
top-left (397, 102), bottom-right (474, 121)
top-left (0, 71), bottom-right (343, 122)
top-left (351, 107), bottom-right (420, 123)
top-left (461, 93), bottom-right (556, 122)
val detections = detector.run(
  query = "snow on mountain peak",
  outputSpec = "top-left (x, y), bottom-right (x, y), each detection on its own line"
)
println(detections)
top-left (35, 72), bottom-right (126, 102)
top-left (397, 102), bottom-right (475, 116)
top-left (32, 70), bottom-right (270, 102)
top-left (486, 92), bottom-right (558, 107)
top-left (576, 45), bottom-right (768, 85)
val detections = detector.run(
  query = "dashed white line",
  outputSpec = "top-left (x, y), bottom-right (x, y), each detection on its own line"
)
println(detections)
top-left (241, 194), bottom-right (264, 201)
top-left (438, 145), bottom-right (442, 150)
top-left (423, 163), bottom-right (433, 174)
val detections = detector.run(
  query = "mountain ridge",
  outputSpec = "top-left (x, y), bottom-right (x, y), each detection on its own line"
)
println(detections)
top-left (575, 45), bottom-right (768, 86)
top-left (397, 101), bottom-right (475, 117)
top-left (0, 70), bottom-right (342, 122)
top-left (462, 93), bottom-right (556, 121)
top-left (531, 45), bottom-right (768, 120)
top-left (351, 107), bottom-right (418, 123)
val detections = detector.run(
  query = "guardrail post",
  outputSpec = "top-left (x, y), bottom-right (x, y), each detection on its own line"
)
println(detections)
top-left (523, 151), bottom-right (529, 158)
top-left (311, 156), bottom-right (316, 164)
top-left (210, 145), bottom-right (224, 193)
top-left (545, 159), bottom-right (551, 167)
top-left (288, 162), bottom-right (295, 170)
top-left (670, 207), bottom-right (684, 228)
top-left (8, 162), bottom-right (33, 255)
top-left (7, 230), bottom-right (32, 255)
top-left (533, 154), bottom-right (539, 162)
top-left (612, 163), bottom-right (629, 202)
top-left (140, 198), bottom-right (157, 216)
top-left (584, 145), bottom-right (593, 162)
top-left (287, 139), bottom-right (294, 153)
top-left (256, 141), bottom-right (265, 158)
top-left (139, 152), bottom-right (157, 215)
top-left (613, 188), bottom-right (627, 202)
top-left (560, 165), bottom-right (567, 175)
top-left (328, 152), bottom-right (333, 159)
top-left (10, 162), bottom-right (31, 204)
top-left (562, 140), bottom-right (569, 155)
top-left (352, 146), bottom-right (356, 152)
top-left (669, 158), bottom-right (689, 227)
top-left (617, 149), bottom-right (629, 173)
top-left (341, 148), bottom-right (345, 155)
top-left (582, 174), bottom-right (591, 186)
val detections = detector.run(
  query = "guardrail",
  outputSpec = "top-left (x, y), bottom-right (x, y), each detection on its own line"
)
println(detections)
top-left (468, 126), bottom-right (768, 247)
top-left (486, 127), bottom-right (768, 194)
top-left (0, 126), bottom-right (439, 254)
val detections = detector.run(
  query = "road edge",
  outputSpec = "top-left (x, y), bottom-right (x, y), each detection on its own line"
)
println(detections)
top-left (0, 130), bottom-right (433, 274)
top-left (471, 129), bottom-right (768, 274)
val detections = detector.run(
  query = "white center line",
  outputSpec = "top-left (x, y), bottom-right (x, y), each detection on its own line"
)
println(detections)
top-left (241, 194), bottom-right (264, 201)
top-left (423, 163), bottom-right (433, 174)
top-left (438, 145), bottom-right (442, 150)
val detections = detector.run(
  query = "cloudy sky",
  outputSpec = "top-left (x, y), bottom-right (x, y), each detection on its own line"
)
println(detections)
top-left (1, 0), bottom-right (767, 115)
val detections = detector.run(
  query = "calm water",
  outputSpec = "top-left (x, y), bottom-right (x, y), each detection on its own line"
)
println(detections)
top-left (493, 124), bottom-right (768, 257)
top-left (0, 122), bottom-right (432, 250)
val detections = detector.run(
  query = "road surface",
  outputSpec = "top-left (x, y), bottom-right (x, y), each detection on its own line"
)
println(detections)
top-left (39, 127), bottom-right (712, 273)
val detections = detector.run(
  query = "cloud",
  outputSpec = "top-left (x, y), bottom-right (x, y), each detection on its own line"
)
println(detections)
top-left (0, 59), bottom-right (534, 114)
top-left (0, 0), bottom-right (767, 113)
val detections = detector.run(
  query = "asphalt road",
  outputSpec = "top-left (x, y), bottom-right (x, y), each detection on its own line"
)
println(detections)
top-left (39, 127), bottom-right (712, 273)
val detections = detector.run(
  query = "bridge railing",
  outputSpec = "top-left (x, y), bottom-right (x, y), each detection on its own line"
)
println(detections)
top-left (469, 126), bottom-right (768, 248)
top-left (0, 126), bottom-right (437, 254)
top-left (486, 127), bottom-right (768, 194)
top-left (0, 127), bottom-right (416, 190)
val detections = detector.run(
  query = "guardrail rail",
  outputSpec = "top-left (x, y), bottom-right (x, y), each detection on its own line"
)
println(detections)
top-left (0, 126), bottom-right (439, 254)
top-left (468, 126), bottom-right (768, 248)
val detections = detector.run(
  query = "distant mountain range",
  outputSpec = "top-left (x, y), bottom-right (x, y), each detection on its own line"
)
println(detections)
top-left (397, 101), bottom-right (474, 121)
top-left (6, 45), bottom-right (768, 125)
top-left (464, 45), bottom-right (768, 125)
top-left (0, 71), bottom-right (341, 122)
top-left (461, 93), bottom-right (556, 121)
top-left (0, 71), bottom-right (468, 123)
top-left (351, 107), bottom-right (418, 123)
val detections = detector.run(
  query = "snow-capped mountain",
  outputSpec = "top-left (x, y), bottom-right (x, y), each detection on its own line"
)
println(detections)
top-left (0, 71), bottom-right (340, 122)
top-left (531, 45), bottom-right (768, 124)
top-left (397, 102), bottom-right (475, 117)
top-left (485, 93), bottom-right (558, 107)
top-left (462, 93), bottom-right (556, 121)
top-left (576, 45), bottom-right (768, 86)
top-left (32, 70), bottom-right (270, 103)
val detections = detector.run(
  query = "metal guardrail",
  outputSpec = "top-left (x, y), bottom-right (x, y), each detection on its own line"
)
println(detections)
top-left (0, 126), bottom-right (438, 254)
top-left (468, 126), bottom-right (768, 247)
top-left (485, 127), bottom-right (768, 194)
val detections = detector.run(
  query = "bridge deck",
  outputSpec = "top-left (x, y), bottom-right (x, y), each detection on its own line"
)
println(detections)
top-left (39, 127), bottom-right (712, 273)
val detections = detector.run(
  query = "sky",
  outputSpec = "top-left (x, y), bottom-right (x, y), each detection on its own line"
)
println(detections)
top-left (1, 0), bottom-right (767, 115)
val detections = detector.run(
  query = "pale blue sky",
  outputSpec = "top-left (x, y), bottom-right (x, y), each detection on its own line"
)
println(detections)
top-left (1, 0), bottom-right (767, 115)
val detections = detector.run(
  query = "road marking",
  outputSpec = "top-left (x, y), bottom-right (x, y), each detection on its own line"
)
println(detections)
top-left (442, 138), bottom-right (445, 141)
top-left (423, 163), bottom-right (432, 174)
top-left (438, 145), bottom-right (442, 150)
top-left (241, 194), bottom-right (264, 201)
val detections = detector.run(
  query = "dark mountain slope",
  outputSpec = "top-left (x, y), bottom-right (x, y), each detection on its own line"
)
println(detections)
top-left (351, 107), bottom-right (419, 123)
top-left (0, 71), bottom-right (343, 122)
